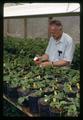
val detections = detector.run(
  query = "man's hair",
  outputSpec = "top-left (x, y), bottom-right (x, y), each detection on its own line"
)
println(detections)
top-left (49, 20), bottom-right (63, 29)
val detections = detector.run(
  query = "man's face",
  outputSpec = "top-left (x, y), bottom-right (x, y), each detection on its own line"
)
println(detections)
top-left (49, 25), bottom-right (62, 40)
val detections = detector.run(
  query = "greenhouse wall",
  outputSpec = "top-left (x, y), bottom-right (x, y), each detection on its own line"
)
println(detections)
top-left (4, 18), bottom-right (24, 38)
top-left (4, 15), bottom-right (80, 43)
top-left (26, 17), bottom-right (48, 38)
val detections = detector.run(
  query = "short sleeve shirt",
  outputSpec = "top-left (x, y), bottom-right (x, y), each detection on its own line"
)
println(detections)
top-left (45, 32), bottom-right (75, 63)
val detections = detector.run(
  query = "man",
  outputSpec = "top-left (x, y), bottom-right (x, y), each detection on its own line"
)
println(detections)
top-left (34, 20), bottom-right (75, 67)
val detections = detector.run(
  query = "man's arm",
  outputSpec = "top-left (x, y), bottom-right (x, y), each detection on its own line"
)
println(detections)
top-left (52, 60), bottom-right (70, 67)
top-left (39, 59), bottom-right (70, 67)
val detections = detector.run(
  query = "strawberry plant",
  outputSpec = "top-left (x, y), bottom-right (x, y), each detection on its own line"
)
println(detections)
top-left (31, 80), bottom-right (48, 90)
top-left (4, 37), bottom-right (80, 116)
top-left (49, 98), bottom-right (67, 116)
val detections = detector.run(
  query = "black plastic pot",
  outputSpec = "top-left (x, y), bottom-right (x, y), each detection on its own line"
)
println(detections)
top-left (6, 85), bottom-right (19, 102)
top-left (38, 98), bottom-right (50, 116)
top-left (3, 81), bottom-right (9, 95)
top-left (17, 88), bottom-right (32, 107)
top-left (49, 107), bottom-right (62, 117)
top-left (22, 98), bottom-right (30, 107)
top-left (28, 90), bottom-right (43, 113)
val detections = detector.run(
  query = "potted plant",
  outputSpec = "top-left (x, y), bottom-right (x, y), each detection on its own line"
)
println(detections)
top-left (49, 91), bottom-right (67, 116)
top-left (30, 80), bottom-right (46, 90)
top-left (43, 74), bottom-right (55, 80)
top-left (3, 73), bottom-right (20, 101)
top-left (16, 77), bottom-right (34, 97)
top-left (64, 104), bottom-right (79, 117)
top-left (31, 66), bottom-right (41, 77)
top-left (52, 67), bottom-right (63, 78)
top-left (43, 87), bottom-right (54, 95)
top-left (65, 93), bottom-right (80, 117)
top-left (17, 85), bottom-right (31, 97)
top-left (63, 83), bottom-right (76, 98)
top-left (69, 75), bottom-right (80, 85)
top-left (49, 80), bottom-right (64, 92)
top-left (56, 77), bottom-right (69, 84)
top-left (33, 75), bottom-right (42, 82)
top-left (49, 99), bottom-right (66, 117)
top-left (28, 89), bottom-right (44, 113)
top-left (38, 94), bottom-right (52, 116)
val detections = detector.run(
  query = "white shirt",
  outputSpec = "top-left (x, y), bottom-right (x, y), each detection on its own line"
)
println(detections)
top-left (45, 32), bottom-right (75, 63)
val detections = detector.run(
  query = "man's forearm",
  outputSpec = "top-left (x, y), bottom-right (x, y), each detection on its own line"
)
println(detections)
top-left (52, 60), bottom-right (70, 67)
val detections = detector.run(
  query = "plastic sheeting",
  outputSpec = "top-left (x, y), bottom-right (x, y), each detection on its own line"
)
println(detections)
top-left (4, 3), bottom-right (80, 17)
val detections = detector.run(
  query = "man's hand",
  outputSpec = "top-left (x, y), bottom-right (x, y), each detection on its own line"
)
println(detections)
top-left (33, 54), bottom-right (49, 65)
top-left (39, 61), bottom-right (52, 68)
top-left (33, 56), bottom-right (42, 65)
top-left (41, 54), bottom-right (49, 62)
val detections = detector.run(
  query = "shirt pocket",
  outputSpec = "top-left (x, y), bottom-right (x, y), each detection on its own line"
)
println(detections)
top-left (57, 48), bottom-right (64, 59)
